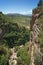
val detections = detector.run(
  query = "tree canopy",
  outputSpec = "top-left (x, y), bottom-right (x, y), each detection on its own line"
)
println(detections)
top-left (38, 0), bottom-right (43, 6)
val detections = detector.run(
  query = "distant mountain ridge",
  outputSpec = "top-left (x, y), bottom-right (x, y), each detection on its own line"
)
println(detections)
top-left (4, 13), bottom-right (31, 28)
top-left (5, 13), bottom-right (31, 17)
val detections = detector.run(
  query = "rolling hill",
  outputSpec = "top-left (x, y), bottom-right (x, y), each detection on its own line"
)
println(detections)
top-left (5, 13), bottom-right (31, 28)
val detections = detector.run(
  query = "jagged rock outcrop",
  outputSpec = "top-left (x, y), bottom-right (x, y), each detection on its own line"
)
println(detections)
top-left (9, 48), bottom-right (18, 65)
top-left (30, 4), bottom-right (43, 65)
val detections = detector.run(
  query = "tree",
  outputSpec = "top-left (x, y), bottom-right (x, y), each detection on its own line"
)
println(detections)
top-left (38, 0), bottom-right (43, 6)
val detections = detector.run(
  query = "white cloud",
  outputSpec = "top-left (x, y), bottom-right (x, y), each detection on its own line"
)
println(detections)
top-left (3, 9), bottom-right (32, 15)
top-left (17, 9), bottom-right (32, 15)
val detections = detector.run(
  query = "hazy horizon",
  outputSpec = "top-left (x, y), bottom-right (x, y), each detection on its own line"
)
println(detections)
top-left (0, 0), bottom-right (39, 15)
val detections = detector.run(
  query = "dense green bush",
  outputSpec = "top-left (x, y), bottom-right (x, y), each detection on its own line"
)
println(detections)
top-left (17, 47), bottom-right (30, 65)
top-left (0, 45), bottom-right (10, 65)
top-left (3, 23), bottom-right (30, 48)
top-left (0, 13), bottom-right (30, 47)
top-left (34, 53), bottom-right (41, 65)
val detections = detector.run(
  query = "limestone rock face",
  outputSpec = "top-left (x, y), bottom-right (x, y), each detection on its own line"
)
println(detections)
top-left (30, 5), bottom-right (43, 43)
top-left (9, 48), bottom-right (18, 65)
top-left (30, 5), bottom-right (43, 65)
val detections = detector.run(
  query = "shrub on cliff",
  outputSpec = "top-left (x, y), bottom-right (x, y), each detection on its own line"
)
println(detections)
top-left (17, 46), bottom-right (30, 65)
top-left (0, 45), bottom-right (10, 65)
top-left (38, 0), bottom-right (43, 6)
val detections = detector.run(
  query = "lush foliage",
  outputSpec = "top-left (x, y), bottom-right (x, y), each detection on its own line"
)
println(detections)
top-left (0, 12), bottom-right (30, 48)
top-left (0, 45), bottom-right (10, 65)
top-left (0, 12), bottom-right (30, 65)
top-left (17, 46), bottom-right (31, 65)
top-left (6, 14), bottom-right (31, 27)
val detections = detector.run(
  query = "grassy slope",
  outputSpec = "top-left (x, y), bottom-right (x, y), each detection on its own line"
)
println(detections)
top-left (5, 14), bottom-right (31, 28)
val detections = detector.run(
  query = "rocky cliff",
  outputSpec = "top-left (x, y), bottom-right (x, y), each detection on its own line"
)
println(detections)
top-left (30, 4), bottom-right (43, 65)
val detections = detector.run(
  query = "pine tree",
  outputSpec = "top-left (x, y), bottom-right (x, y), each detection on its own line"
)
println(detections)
top-left (38, 0), bottom-right (43, 6)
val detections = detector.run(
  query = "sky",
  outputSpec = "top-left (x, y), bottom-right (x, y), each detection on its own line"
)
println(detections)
top-left (0, 0), bottom-right (39, 15)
